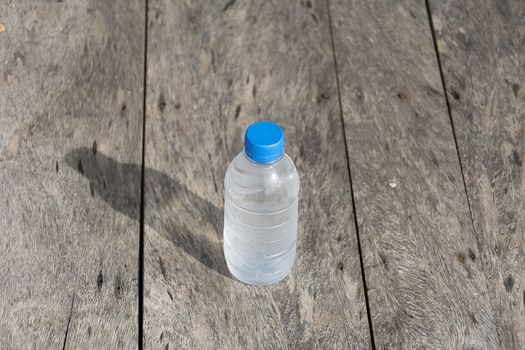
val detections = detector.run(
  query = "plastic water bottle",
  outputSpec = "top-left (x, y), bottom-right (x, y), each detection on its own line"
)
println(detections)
top-left (223, 121), bottom-right (300, 286)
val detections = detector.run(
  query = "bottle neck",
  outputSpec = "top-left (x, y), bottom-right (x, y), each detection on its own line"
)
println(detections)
top-left (243, 148), bottom-right (283, 167)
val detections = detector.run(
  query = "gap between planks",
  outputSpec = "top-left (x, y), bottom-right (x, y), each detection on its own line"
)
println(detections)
top-left (138, 0), bottom-right (149, 349)
top-left (425, 1), bottom-right (505, 346)
top-left (424, 0), bottom-right (477, 239)
top-left (326, 0), bottom-right (377, 348)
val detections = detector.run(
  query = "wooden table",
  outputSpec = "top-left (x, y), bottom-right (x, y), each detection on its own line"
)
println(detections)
top-left (1, 0), bottom-right (523, 348)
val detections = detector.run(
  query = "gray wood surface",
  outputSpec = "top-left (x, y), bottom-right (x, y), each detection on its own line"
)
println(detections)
top-left (144, 0), bottom-right (371, 348)
top-left (0, 1), bottom-right (144, 348)
top-left (2, 0), bottom-right (522, 348)
top-left (330, 0), bottom-right (501, 348)
top-left (429, 0), bottom-right (525, 348)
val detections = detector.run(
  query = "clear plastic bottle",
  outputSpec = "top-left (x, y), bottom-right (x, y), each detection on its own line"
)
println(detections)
top-left (223, 121), bottom-right (300, 286)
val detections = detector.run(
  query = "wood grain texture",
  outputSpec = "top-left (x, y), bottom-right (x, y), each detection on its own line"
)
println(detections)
top-left (330, 0), bottom-right (501, 348)
top-left (429, 0), bottom-right (525, 348)
top-left (0, 0), bottom-right (144, 348)
top-left (144, 0), bottom-right (371, 348)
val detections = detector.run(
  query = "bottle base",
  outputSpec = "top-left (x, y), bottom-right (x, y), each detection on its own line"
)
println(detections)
top-left (226, 259), bottom-right (293, 286)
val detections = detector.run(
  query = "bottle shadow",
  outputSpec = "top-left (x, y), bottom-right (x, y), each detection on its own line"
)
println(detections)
top-left (65, 147), bottom-right (230, 278)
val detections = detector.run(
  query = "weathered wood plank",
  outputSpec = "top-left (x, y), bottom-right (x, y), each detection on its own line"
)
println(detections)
top-left (429, 0), bottom-right (525, 348)
top-left (330, 0), bottom-right (501, 348)
top-left (0, 1), bottom-right (144, 348)
top-left (144, 0), bottom-right (371, 348)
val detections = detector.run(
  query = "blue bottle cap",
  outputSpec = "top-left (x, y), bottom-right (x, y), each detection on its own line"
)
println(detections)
top-left (244, 121), bottom-right (284, 164)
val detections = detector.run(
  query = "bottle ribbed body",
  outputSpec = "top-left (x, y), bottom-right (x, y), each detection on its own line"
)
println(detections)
top-left (223, 152), bottom-right (299, 286)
